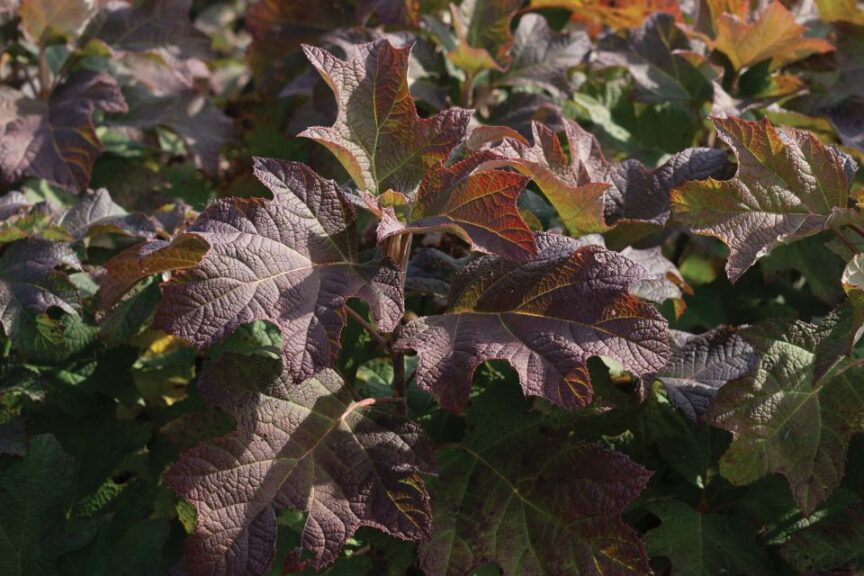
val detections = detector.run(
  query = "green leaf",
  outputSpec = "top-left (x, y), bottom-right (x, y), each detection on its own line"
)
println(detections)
top-left (709, 320), bottom-right (864, 514)
top-left (419, 382), bottom-right (653, 575)
top-left (0, 435), bottom-right (95, 576)
top-left (644, 499), bottom-right (775, 576)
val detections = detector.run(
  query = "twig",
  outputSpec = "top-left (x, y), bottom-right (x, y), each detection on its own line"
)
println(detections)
top-left (345, 306), bottom-right (390, 353)
top-left (392, 349), bottom-right (407, 416)
top-left (847, 223), bottom-right (864, 240)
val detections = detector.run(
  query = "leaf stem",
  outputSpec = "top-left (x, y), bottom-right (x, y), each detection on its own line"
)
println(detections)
top-left (346, 306), bottom-right (390, 353)
top-left (460, 70), bottom-right (476, 108)
top-left (391, 349), bottom-right (407, 415)
top-left (831, 227), bottom-right (858, 255)
top-left (37, 32), bottom-right (51, 100)
top-left (847, 223), bottom-right (864, 240)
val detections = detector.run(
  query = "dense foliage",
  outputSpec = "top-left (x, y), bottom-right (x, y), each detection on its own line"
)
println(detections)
top-left (2, 0), bottom-right (864, 575)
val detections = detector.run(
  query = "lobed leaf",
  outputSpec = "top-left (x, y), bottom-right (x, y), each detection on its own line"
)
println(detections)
top-left (394, 232), bottom-right (669, 412)
top-left (96, 0), bottom-right (211, 59)
top-left (155, 158), bottom-right (404, 382)
top-left (672, 116), bottom-right (858, 282)
top-left (375, 151), bottom-right (538, 261)
top-left (709, 320), bottom-right (864, 514)
top-left (165, 354), bottom-right (434, 575)
top-left (420, 382), bottom-right (652, 576)
top-left (653, 326), bottom-right (759, 422)
top-left (0, 71), bottom-right (128, 193)
top-left (299, 39), bottom-right (472, 196)
top-left (446, 0), bottom-right (522, 75)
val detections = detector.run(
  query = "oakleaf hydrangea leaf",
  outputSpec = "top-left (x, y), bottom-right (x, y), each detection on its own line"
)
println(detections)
top-left (644, 499), bottom-right (774, 575)
top-left (494, 14), bottom-right (590, 98)
top-left (299, 39), bottom-right (472, 196)
top-left (155, 158), bottom-right (403, 382)
top-left (376, 152), bottom-right (538, 261)
top-left (778, 503), bottom-right (864, 572)
top-left (165, 354), bottom-right (434, 575)
top-left (96, 0), bottom-right (210, 59)
top-left (0, 435), bottom-right (95, 576)
top-left (712, 0), bottom-right (834, 71)
top-left (19, 0), bottom-right (95, 41)
top-left (0, 239), bottom-right (80, 347)
top-left (496, 118), bottom-right (730, 232)
top-left (529, 0), bottom-right (682, 33)
top-left (0, 71), bottom-right (128, 193)
top-left (654, 327), bottom-right (759, 422)
top-left (100, 235), bottom-right (209, 308)
top-left (446, 0), bottom-right (522, 75)
top-left (394, 232), bottom-right (669, 412)
top-left (709, 320), bottom-right (864, 514)
top-left (494, 120), bottom-right (610, 235)
top-left (595, 13), bottom-right (714, 104)
top-left (420, 382), bottom-right (652, 576)
top-left (671, 116), bottom-right (858, 282)
top-left (57, 188), bottom-right (156, 241)
top-left (357, 0), bottom-right (421, 26)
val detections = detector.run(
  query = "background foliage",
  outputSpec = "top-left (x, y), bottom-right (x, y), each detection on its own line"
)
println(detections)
top-left (1, 0), bottom-right (864, 575)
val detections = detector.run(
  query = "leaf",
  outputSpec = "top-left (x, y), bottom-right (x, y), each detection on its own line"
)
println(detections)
top-left (712, 0), bottom-right (834, 71)
top-left (19, 0), bottom-right (94, 41)
top-left (621, 246), bottom-right (692, 306)
top-left (493, 121), bottom-right (610, 235)
top-left (493, 13), bottom-right (590, 98)
top-left (155, 158), bottom-right (404, 382)
top-left (778, 503), bottom-right (864, 572)
top-left (644, 499), bottom-right (774, 575)
top-left (0, 71), bottom-right (128, 193)
top-left (100, 235), bottom-right (209, 309)
top-left (393, 232), bottom-right (669, 412)
top-left (446, 0), bottom-right (522, 75)
top-left (529, 0), bottom-right (682, 34)
top-left (420, 381), bottom-right (652, 576)
top-left (595, 13), bottom-right (715, 104)
top-left (0, 239), bottom-right (80, 347)
top-left (357, 0), bottom-right (421, 26)
top-left (0, 435), bottom-right (95, 576)
top-left (405, 248), bottom-right (469, 302)
top-left (842, 253), bottom-right (864, 340)
top-left (709, 320), bottom-right (864, 514)
top-left (96, 0), bottom-right (211, 59)
top-left (57, 188), bottom-right (156, 241)
top-left (117, 88), bottom-right (233, 176)
top-left (299, 39), bottom-right (472, 196)
top-left (495, 118), bottom-right (730, 232)
top-left (165, 354), bottom-right (434, 575)
top-left (653, 327), bottom-right (759, 422)
top-left (671, 116), bottom-right (858, 282)
top-left (376, 152), bottom-right (538, 261)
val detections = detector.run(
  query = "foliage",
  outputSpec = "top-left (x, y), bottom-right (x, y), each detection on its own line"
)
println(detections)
top-left (1, 1), bottom-right (864, 575)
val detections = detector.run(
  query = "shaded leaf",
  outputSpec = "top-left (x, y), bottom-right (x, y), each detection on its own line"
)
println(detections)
top-left (778, 503), bottom-right (864, 572)
top-left (712, 0), bottom-right (834, 71)
top-left (671, 116), bottom-right (858, 282)
top-left (842, 253), bottom-right (864, 341)
top-left (653, 326), bottom-right (759, 422)
top-left (57, 188), bottom-right (156, 241)
top-left (709, 320), bottom-right (864, 514)
top-left (405, 248), bottom-right (469, 301)
top-left (595, 13), bottom-right (714, 104)
top-left (0, 239), bottom-right (80, 346)
top-left (96, 0), bottom-right (210, 59)
top-left (0, 435), bottom-right (96, 575)
top-left (420, 381), bottom-right (652, 576)
top-left (494, 14), bottom-right (589, 97)
top-left (376, 152), bottom-right (538, 261)
top-left (165, 354), bottom-right (434, 574)
top-left (357, 0), bottom-right (421, 26)
top-left (394, 232), bottom-right (669, 412)
top-left (0, 71), bottom-right (128, 192)
top-left (155, 158), bottom-right (403, 382)
top-left (117, 89), bottom-right (233, 176)
top-left (644, 499), bottom-right (774, 575)
top-left (621, 246), bottom-right (691, 306)
top-left (299, 39), bottom-right (471, 196)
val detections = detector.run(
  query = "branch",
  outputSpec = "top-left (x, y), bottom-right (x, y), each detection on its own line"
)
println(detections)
top-left (346, 306), bottom-right (390, 353)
